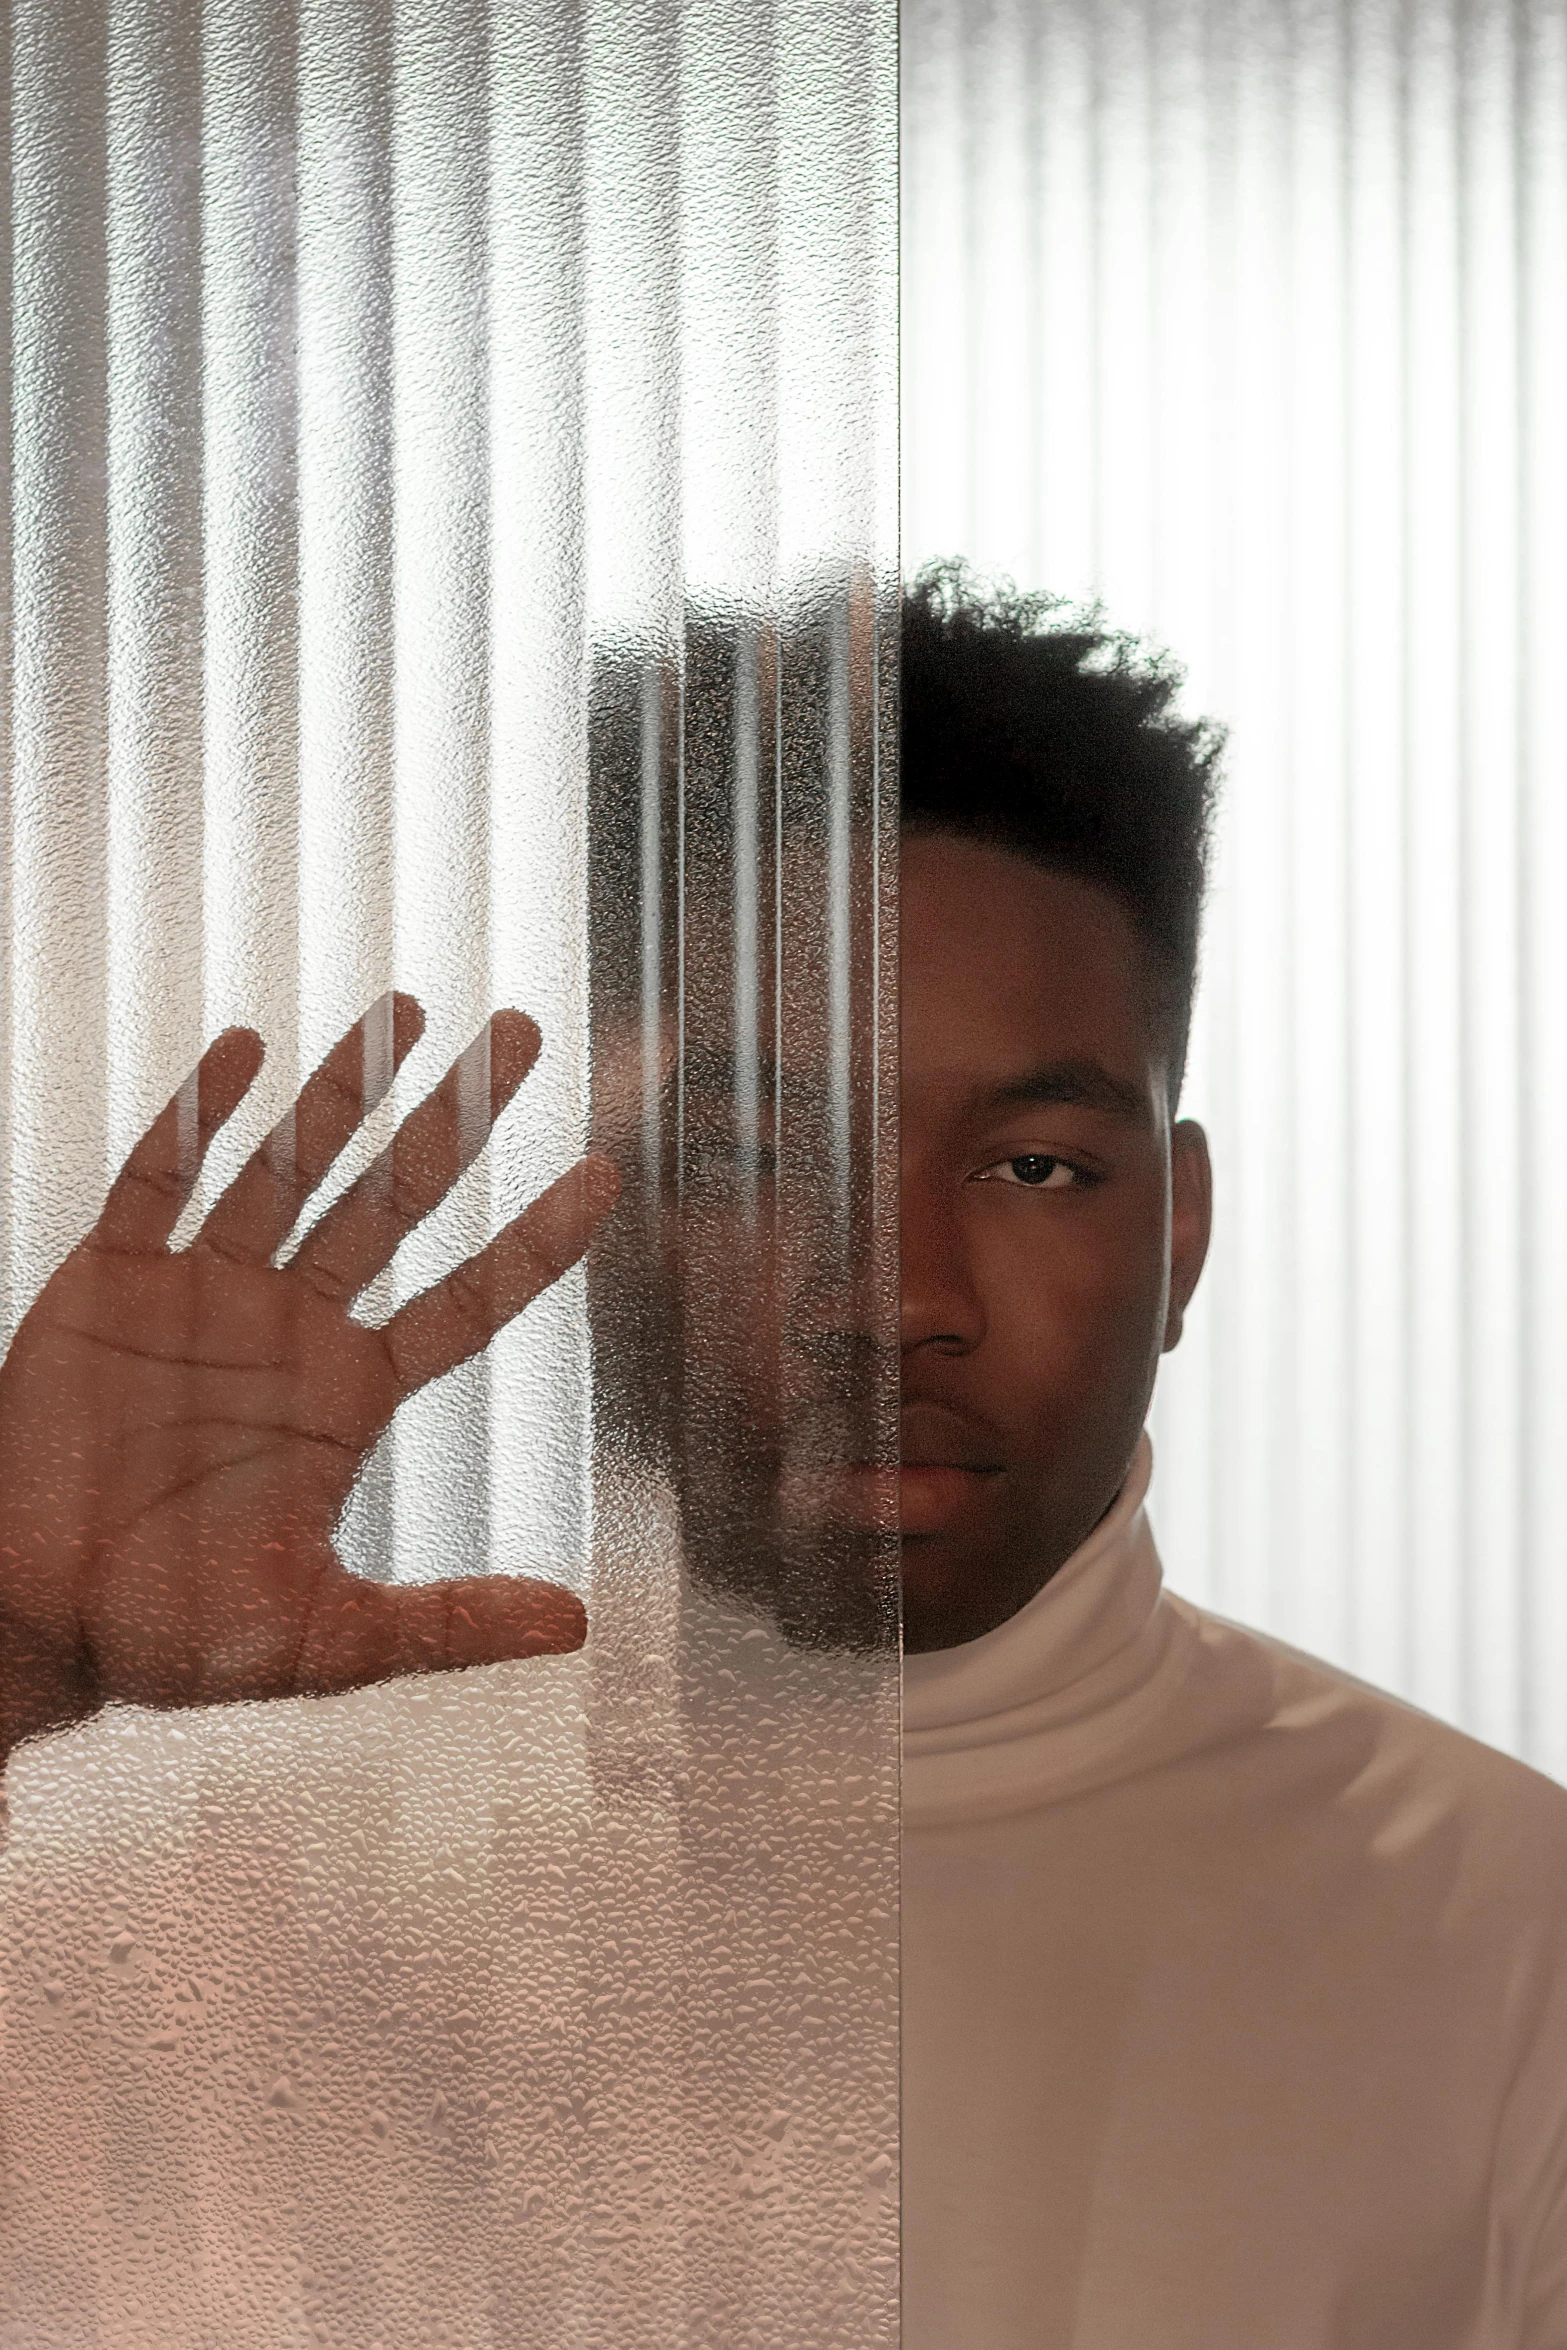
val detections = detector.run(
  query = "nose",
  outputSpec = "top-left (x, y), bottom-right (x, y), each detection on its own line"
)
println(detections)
top-left (900, 1166), bottom-right (986, 1356)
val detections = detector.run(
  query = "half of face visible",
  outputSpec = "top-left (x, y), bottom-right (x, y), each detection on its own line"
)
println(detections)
top-left (899, 832), bottom-right (1210, 1650)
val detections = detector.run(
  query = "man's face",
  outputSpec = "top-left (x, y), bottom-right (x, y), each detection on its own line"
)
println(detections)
top-left (899, 831), bottom-right (1211, 1651)
top-left (589, 826), bottom-right (1209, 1656)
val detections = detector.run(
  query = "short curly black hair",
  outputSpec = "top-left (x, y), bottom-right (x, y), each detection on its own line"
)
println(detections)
top-left (902, 561), bottom-right (1223, 1093)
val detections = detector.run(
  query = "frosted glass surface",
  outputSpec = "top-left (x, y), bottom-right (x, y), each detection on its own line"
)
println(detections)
top-left (903, 0), bottom-right (1567, 1773)
top-left (0, 0), bottom-right (899, 2339)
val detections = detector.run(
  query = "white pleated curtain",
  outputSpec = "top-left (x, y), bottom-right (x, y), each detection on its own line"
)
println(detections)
top-left (904, 0), bottom-right (1567, 1774)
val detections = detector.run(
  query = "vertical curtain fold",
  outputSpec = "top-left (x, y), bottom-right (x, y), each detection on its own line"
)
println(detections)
top-left (903, 0), bottom-right (1567, 1773)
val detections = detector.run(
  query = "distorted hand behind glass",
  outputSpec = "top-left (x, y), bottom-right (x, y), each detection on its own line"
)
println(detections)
top-left (0, 994), bottom-right (619, 1770)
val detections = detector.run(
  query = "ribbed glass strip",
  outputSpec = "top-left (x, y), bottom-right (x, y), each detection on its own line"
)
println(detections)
top-left (0, 0), bottom-right (900, 2338)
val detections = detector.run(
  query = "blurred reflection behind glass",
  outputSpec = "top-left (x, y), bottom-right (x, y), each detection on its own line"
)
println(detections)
top-left (586, 611), bottom-right (898, 1657)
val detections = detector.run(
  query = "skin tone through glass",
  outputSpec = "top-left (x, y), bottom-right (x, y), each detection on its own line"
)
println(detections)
top-left (584, 830), bottom-right (894, 1652)
top-left (0, 999), bottom-right (619, 1763)
top-left (0, 832), bottom-right (1210, 1761)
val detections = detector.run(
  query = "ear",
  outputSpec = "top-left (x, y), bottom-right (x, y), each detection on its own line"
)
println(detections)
top-left (1163, 1119), bottom-right (1212, 1352)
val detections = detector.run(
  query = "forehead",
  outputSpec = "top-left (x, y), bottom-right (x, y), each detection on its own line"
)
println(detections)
top-left (899, 831), bottom-right (1160, 1090)
top-left (659, 829), bottom-right (1163, 1104)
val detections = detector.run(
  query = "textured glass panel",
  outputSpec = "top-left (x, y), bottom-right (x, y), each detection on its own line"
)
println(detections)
top-left (0, 1), bottom-right (900, 2340)
top-left (903, 0), bottom-right (1567, 1773)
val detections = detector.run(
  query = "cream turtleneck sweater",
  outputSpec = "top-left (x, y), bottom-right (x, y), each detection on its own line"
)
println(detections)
top-left (903, 1436), bottom-right (1567, 2350)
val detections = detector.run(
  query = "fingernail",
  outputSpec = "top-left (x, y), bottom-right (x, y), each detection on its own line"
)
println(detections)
top-left (489, 1010), bottom-right (543, 1099)
top-left (389, 992), bottom-right (426, 1055)
top-left (523, 1582), bottom-right (587, 1655)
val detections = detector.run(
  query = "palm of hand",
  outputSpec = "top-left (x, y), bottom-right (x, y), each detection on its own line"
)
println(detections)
top-left (0, 1243), bottom-right (399, 1709)
top-left (0, 998), bottom-right (618, 1761)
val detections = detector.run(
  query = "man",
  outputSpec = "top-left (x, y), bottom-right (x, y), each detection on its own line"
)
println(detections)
top-left (897, 571), bottom-right (1567, 2348)
top-left (4, 566), bottom-right (1567, 2345)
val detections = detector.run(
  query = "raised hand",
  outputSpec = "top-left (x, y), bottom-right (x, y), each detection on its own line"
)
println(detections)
top-left (0, 995), bottom-right (619, 1768)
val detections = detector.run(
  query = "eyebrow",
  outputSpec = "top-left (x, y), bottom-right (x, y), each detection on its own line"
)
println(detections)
top-left (988, 1058), bottom-right (1152, 1124)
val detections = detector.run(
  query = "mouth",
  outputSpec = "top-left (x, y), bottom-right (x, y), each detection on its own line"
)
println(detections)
top-left (774, 1459), bottom-right (1003, 1536)
top-left (898, 1462), bottom-right (1003, 1535)
top-left (898, 1399), bottom-right (1005, 1533)
top-left (771, 1397), bottom-right (1007, 1537)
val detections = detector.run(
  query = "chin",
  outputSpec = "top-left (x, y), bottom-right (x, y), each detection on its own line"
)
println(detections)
top-left (900, 1499), bottom-right (1086, 1650)
top-left (898, 1534), bottom-right (992, 1653)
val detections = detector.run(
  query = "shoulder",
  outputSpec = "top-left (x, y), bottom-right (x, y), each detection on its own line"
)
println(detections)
top-left (1170, 1593), bottom-right (1567, 1913)
top-left (1159, 1607), bottom-right (1567, 2299)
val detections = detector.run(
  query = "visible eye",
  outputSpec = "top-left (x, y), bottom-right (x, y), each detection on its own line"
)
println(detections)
top-left (974, 1153), bottom-right (1084, 1190)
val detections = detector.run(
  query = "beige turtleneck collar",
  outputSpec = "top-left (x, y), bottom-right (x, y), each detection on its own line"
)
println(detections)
top-left (902, 1434), bottom-right (1263, 1826)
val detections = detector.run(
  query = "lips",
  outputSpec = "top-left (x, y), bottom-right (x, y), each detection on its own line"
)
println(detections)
top-left (900, 1397), bottom-right (1004, 1474)
top-left (897, 1398), bottom-right (1005, 1534)
top-left (770, 1398), bottom-right (1006, 1534)
top-left (899, 1463), bottom-right (1001, 1536)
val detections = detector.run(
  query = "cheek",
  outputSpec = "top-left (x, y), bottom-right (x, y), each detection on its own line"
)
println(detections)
top-left (972, 1193), bottom-right (1170, 1366)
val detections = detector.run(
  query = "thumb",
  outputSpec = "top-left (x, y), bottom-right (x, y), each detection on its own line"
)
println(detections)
top-left (295, 1571), bottom-right (587, 1695)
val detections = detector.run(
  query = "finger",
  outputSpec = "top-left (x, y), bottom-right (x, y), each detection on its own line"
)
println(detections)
top-left (288, 1010), bottom-right (543, 1303)
top-left (193, 992), bottom-right (425, 1265)
top-left (92, 1029), bottom-right (265, 1254)
top-left (384, 1154), bottom-right (620, 1398)
top-left (293, 1572), bottom-right (588, 1696)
